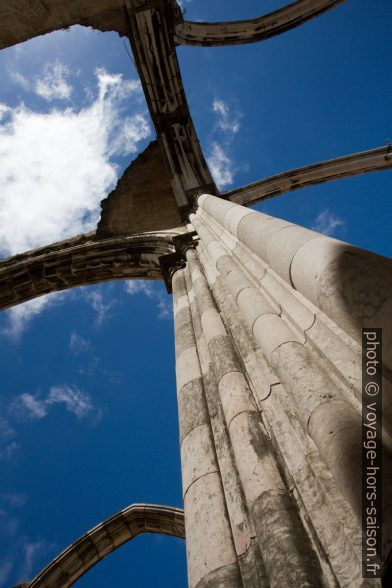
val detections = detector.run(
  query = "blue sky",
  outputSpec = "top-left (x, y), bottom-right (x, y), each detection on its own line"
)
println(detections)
top-left (0, 1), bottom-right (391, 586)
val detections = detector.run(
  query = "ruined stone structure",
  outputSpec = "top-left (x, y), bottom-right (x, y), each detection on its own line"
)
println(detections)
top-left (1, 0), bottom-right (392, 586)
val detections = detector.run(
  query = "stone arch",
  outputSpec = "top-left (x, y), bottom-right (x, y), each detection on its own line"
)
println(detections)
top-left (174, 0), bottom-right (345, 46)
top-left (0, 231), bottom-right (178, 312)
top-left (26, 504), bottom-right (184, 587)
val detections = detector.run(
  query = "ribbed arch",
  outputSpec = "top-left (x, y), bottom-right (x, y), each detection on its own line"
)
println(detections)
top-left (0, 231), bottom-right (177, 312)
top-left (174, 0), bottom-right (345, 46)
top-left (27, 504), bottom-right (185, 588)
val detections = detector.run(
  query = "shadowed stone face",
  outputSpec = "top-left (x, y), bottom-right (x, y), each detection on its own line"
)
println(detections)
top-left (97, 141), bottom-right (183, 236)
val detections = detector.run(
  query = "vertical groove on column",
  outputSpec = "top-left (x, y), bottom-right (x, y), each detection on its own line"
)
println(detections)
top-left (183, 264), bottom-right (267, 586)
top-left (185, 248), bottom-right (325, 588)
top-left (172, 269), bottom-right (242, 588)
top-left (199, 233), bottom-right (365, 584)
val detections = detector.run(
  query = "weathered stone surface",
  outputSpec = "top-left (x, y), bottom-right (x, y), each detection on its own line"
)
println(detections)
top-left (189, 201), bottom-right (392, 582)
top-left (0, 231), bottom-right (175, 311)
top-left (194, 564), bottom-right (242, 588)
top-left (252, 489), bottom-right (324, 588)
top-left (0, 0), bottom-right (127, 49)
top-left (225, 145), bottom-right (392, 206)
top-left (174, 0), bottom-right (345, 47)
top-left (173, 268), bottom-right (242, 586)
top-left (263, 384), bottom-right (364, 587)
top-left (181, 423), bottom-right (218, 496)
top-left (178, 379), bottom-right (208, 442)
top-left (97, 141), bottom-right (183, 236)
top-left (184, 473), bottom-right (238, 588)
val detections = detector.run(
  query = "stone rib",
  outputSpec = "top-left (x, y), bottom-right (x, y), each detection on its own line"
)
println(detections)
top-left (174, 0), bottom-right (345, 46)
top-left (0, 232), bottom-right (177, 311)
top-left (224, 145), bottom-right (392, 206)
top-left (28, 504), bottom-right (184, 588)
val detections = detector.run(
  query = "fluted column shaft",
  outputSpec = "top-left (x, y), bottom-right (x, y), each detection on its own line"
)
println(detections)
top-left (188, 193), bottom-right (392, 582)
top-left (197, 194), bottom-right (392, 371)
top-left (172, 269), bottom-right (242, 588)
top-left (184, 247), bottom-right (324, 587)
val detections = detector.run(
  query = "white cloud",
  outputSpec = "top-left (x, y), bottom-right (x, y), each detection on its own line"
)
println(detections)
top-left (82, 289), bottom-right (115, 326)
top-left (0, 418), bottom-right (20, 461)
top-left (9, 385), bottom-right (101, 423)
top-left (69, 330), bottom-right (100, 376)
top-left (125, 281), bottom-right (155, 296)
top-left (0, 285), bottom-right (114, 342)
top-left (0, 441), bottom-right (20, 461)
top-left (47, 385), bottom-right (100, 421)
top-left (19, 539), bottom-right (55, 584)
top-left (69, 331), bottom-right (92, 355)
top-left (0, 65), bottom-right (151, 257)
top-left (213, 99), bottom-right (241, 134)
top-left (110, 113), bottom-right (150, 156)
top-left (11, 393), bottom-right (47, 420)
top-left (207, 98), bottom-right (243, 189)
top-left (1, 493), bottom-right (27, 508)
top-left (124, 280), bottom-right (172, 320)
top-left (157, 297), bottom-right (172, 320)
top-left (9, 69), bottom-right (30, 91)
top-left (207, 142), bottom-right (234, 188)
top-left (0, 65), bottom-right (150, 337)
top-left (312, 209), bottom-right (344, 236)
top-left (0, 104), bottom-right (10, 121)
top-left (35, 61), bottom-right (72, 101)
top-left (0, 533), bottom-right (54, 587)
top-left (0, 510), bottom-right (19, 537)
top-left (1, 292), bottom-right (69, 341)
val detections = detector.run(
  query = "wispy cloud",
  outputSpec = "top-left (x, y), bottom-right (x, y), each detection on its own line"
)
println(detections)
top-left (207, 142), bottom-right (234, 188)
top-left (125, 281), bottom-right (155, 296)
top-left (0, 536), bottom-right (55, 588)
top-left (312, 209), bottom-right (345, 237)
top-left (1, 493), bottom-right (27, 508)
top-left (35, 61), bottom-right (72, 101)
top-left (0, 292), bottom-right (70, 342)
top-left (81, 288), bottom-right (115, 326)
top-left (0, 284), bottom-right (115, 342)
top-left (69, 330), bottom-right (101, 376)
top-left (212, 99), bottom-right (241, 134)
top-left (69, 331), bottom-right (92, 355)
top-left (178, 0), bottom-right (192, 9)
top-left (9, 385), bottom-right (101, 424)
top-left (47, 385), bottom-right (101, 421)
top-left (0, 557), bottom-right (13, 587)
top-left (0, 489), bottom-right (55, 587)
top-left (157, 298), bottom-right (172, 320)
top-left (124, 280), bottom-right (172, 320)
top-left (0, 104), bottom-right (10, 121)
top-left (207, 98), bottom-right (243, 189)
top-left (0, 418), bottom-right (20, 461)
top-left (11, 393), bottom-right (47, 420)
top-left (8, 70), bottom-right (30, 91)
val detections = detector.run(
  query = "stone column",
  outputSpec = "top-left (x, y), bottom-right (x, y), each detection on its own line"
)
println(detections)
top-left (172, 268), bottom-right (242, 587)
top-left (186, 194), bottom-right (392, 583)
top-left (196, 193), bottom-right (392, 370)
top-left (184, 247), bottom-right (324, 587)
